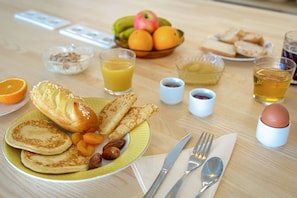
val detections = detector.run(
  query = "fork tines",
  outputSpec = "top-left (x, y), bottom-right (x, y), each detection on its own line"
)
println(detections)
top-left (194, 131), bottom-right (214, 159)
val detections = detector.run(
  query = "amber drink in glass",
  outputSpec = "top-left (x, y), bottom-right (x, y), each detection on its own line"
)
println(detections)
top-left (253, 56), bottom-right (296, 104)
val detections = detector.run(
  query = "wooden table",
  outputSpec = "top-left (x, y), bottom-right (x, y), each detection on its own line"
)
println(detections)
top-left (1, 0), bottom-right (297, 197)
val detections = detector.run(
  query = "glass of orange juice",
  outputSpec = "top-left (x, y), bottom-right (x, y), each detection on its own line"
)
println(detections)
top-left (99, 48), bottom-right (136, 95)
top-left (253, 56), bottom-right (296, 104)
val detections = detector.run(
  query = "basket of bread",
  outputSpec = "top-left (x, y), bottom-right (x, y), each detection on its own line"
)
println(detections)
top-left (200, 27), bottom-right (273, 60)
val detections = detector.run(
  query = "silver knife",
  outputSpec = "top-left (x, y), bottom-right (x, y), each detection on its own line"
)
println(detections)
top-left (143, 133), bottom-right (192, 198)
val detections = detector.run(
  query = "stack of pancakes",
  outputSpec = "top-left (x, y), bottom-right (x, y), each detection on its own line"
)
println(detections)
top-left (5, 120), bottom-right (90, 174)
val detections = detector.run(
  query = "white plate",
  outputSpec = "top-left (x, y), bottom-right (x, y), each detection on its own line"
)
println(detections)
top-left (205, 35), bottom-right (274, 62)
top-left (0, 93), bottom-right (30, 116)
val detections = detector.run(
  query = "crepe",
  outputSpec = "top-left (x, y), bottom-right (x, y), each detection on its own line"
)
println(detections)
top-left (108, 104), bottom-right (158, 140)
top-left (98, 92), bottom-right (137, 135)
top-left (5, 120), bottom-right (72, 155)
top-left (21, 145), bottom-right (89, 174)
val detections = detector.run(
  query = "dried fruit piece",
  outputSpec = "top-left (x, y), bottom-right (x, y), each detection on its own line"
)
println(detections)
top-left (102, 146), bottom-right (121, 160)
top-left (77, 140), bottom-right (95, 157)
top-left (103, 139), bottom-right (126, 151)
top-left (83, 132), bottom-right (104, 145)
top-left (71, 132), bottom-right (83, 145)
top-left (89, 153), bottom-right (102, 169)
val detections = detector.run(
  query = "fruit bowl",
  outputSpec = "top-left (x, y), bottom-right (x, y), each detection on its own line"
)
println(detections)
top-left (114, 29), bottom-right (184, 58)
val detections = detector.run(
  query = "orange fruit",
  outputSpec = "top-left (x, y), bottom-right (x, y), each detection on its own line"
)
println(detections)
top-left (153, 26), bottom-right (181, 50)
top-left (128, 30), bottom-right (153, 57)
top-left (0, 78), bottom-right (28, 104)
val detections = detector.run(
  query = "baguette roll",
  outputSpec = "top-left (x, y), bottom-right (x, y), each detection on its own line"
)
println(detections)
top-left (30, 81), bottom-right (99, 133)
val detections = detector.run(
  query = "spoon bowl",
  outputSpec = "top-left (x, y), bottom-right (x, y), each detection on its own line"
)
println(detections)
top-left (196, 157), bottom-right (223, 198)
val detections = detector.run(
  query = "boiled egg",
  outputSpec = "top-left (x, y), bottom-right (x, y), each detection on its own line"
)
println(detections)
top-left (261, 104), bottom-right (289, 128)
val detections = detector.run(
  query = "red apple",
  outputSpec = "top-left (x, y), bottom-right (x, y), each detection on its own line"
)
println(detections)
top-left (134, 10), bottom-right (159, 33)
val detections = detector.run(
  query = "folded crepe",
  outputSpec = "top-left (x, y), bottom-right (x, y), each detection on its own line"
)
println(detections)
top-left (108, 104), bottom-right (158, 140)
top-left (98, 92), bottom-right (137, 135)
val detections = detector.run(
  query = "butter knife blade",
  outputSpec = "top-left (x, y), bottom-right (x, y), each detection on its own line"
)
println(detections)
top-left (143, 133), bottom-right (192, 198)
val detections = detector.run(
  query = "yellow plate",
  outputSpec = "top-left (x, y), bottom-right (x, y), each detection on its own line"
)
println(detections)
top-left (3, 97), bottom-right (151, 182)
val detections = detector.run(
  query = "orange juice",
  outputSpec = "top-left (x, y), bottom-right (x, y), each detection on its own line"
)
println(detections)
top-left (101, 58), bottom-right (134, 93)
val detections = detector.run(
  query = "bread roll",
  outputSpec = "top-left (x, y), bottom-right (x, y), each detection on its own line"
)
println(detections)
top-left (30, 81), bottom-right (98, 133)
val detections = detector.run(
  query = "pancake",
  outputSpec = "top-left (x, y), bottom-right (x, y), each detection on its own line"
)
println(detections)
top-left (21, 145), bottom-right (89, 174)
top-left (108, 103), bottom-right (158, 140)
top-left (5, 120), bottom-right (72, 155)
top-left (98, 92), bottom-right (137, 135)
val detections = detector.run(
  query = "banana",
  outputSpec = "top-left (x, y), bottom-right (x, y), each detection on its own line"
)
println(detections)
top-left (158, 17), bottom-right (171, 27)
top-left (112, 15), bottom-right (135, 36)
top-left (119, 27), bottom-right (135, 41)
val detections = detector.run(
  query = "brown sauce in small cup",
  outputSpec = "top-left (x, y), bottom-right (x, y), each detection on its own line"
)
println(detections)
top-left (164, 83), bottom-right (181, 88)
top-left (193, 94), bottom-right (211, 99)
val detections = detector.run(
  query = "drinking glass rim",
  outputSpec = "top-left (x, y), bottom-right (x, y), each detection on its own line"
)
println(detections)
top-left (254, 56), bottom-right (296, 71)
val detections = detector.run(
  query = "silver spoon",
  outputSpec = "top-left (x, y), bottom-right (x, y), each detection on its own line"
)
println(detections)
top-left (195, 157), bottom-right (223, 198)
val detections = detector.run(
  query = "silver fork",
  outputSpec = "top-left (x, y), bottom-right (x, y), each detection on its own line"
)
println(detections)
top-left (165, 131), bottom-right (214, 198)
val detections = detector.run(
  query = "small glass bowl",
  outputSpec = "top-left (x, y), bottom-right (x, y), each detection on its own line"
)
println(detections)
top-left (176, 52), bottom-right (225, 85)
top-left (42, 44), bottom-right (94, 75)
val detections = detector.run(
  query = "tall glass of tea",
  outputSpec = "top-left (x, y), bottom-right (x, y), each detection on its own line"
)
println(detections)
top-left (253, 56), bottom-right (296, 105)
top-left (282, 31), bottom-right (297, 85)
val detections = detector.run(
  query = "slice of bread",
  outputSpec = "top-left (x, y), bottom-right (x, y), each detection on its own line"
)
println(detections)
top-left (5, 120), bottom-right (72, 155)
top-left (234, 40), bottom-right (268, 57)
top-left (200, 39), bottom-right (236, 57)
top-left (219, 27), bottom-right (245, 44)
top-left (241, 32), bottom-right (264, 45)
top-left (98, 92), bottom-right (137, 135)
top-left (21, 145), bottom-right (89, 174)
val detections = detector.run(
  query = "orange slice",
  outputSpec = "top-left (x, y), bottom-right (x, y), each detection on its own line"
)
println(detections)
top-left (0, 78), bottom-right (28, 104)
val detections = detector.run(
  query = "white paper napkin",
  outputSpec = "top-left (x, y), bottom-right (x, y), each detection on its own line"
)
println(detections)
top-left (132, 133), bottom-right (237, 198)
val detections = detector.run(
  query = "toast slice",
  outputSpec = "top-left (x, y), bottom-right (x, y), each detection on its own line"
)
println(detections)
top-left (200, 39), bottom-right (236, 57)
top-left (241, 32), bottom-right (264, 45)
top-left (219, 27), bottom-right (245, 44)
top-left (5, 120), bottom-right (72, 155)
top-left (98, 92), bottom-right (137, 135)
top-left (234, 40), bottom-right (267, 57)
top-left (108, 104), bottom-right (158, 140)
top-left (21, 145), bottom-right (89, 174)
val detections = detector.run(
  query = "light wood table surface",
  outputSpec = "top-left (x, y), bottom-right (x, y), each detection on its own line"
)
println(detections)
top-left (1, 0), bottom-right (297, 197)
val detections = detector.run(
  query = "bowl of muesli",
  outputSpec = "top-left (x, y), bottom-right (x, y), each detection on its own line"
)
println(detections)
top-left (42, 44), bottom-right (94, 75)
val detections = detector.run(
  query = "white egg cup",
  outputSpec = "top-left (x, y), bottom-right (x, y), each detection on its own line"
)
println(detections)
top-left (256, 116), bottom-right (291, 147)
